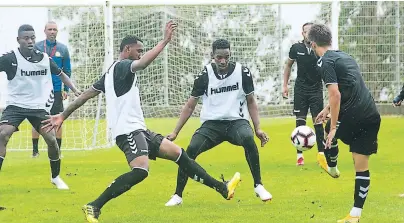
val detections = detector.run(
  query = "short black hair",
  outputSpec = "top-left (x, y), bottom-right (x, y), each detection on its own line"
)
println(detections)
top-left (212, 39), bottom-right (230, 53)
top-left (302, 22), bottom-right (314, 30)
top-left (308, 23), bottom-right (332, 47)
top-left (18, 24), bottom-right (35, 36)
top-left (120, 35), bottom-right (143, 52)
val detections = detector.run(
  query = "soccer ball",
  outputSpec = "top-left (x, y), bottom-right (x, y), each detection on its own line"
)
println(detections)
top-left (291, 126), bottom-right (316, 152)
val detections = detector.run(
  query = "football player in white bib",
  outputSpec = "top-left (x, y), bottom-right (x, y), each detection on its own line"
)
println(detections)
top-left (165, 39), bottom-right (272, 207)
top-left (42, 22), bottom-right (241, 223)
top-left (0, 24), bottom-right (81, 189)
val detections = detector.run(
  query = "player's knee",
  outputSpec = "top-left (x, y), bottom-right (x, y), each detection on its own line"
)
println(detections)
top-left (186, 143), bottom-right (201, 159)
top-left (0, 127), bottom-right (12, 145)
top-left (129, 155), bottom-right (149, 171)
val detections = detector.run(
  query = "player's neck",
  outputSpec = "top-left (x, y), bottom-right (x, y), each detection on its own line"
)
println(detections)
top-left (316, 47), bottom-right (330, 57)
top-left (19, 48), bottom-right (32, 58)
top-left (46, 38), bottom-right (56, 44)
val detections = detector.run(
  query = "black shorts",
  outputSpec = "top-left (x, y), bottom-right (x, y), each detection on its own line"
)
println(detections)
top-left (115, 129), bottom-right (164, 163)
top-left (0, 105), bottom-right (49, 132)
top-left (50, 91), bottom-right (64, 115)
top-left (325, 115), bottom-right (381, 155)
top-left (194, 119), bottom-right (254, 146)
top-left (293, 89), bottom-right (323, 119)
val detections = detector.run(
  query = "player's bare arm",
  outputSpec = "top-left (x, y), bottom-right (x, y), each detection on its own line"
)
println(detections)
top-left (283, 58), bottom-right (295, 98)
top-left (167, 96), bottom-right (198, 141)
top-left (58, 71), bottom-right (81, 96)
top-left (393, 85), bottom-right (404, 107)
top-left (315, 104), bottom-right (331, 123)
top-left (325, 84), bottom-right (340, 148)
top-left (131, 21), bottom-right (177, 72)
top-left (246, 94), bottom-right (268, 147)
top-left (42, 87), bottom-right (100, 132)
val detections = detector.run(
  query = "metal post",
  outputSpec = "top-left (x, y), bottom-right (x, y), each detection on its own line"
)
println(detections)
top-left (396, 1), bottom-right (401, 92)
top-left (278, 4), bottom-right (284, 105)
top-left (331, 0), bottom-right (340, 50)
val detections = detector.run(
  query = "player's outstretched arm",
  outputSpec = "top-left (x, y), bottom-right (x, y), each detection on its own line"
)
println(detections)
top-left (59, 71), bottom-right (81, 96)
top-left (167, 97), bottom-right (198, 141)
top-left (246, 94), bottom-right (268, 147)
top-left (131, 21), bottom-right (177, 72)
top-left (41, 87), bottom-right (100, 132)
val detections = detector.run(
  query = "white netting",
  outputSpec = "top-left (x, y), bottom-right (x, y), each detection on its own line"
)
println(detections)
top-left (0, 1), bottom-right (402, 150)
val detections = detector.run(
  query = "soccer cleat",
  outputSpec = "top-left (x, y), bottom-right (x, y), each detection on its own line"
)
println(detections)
top-left (296, 157), bottom-right (304, 166)
top-left (254, 184), bottom-right (272, 202)
top-left (325, 166), bottom-right (340, 178)
top-left (399, 193), bottom-right (404, 198)
top-left (337, 215), bottom-right (360, 223)
top-left (165, 194), bottom-right (183, 206)
top-left (51, 176), bottom-right (69, 190)
top-left (221, 172), bottom-right (241, 200)
top-left (317, 152), bottom-right (328, 171)
top-left (82, 204), bottom-right (101, 223)
top-left (32, 152), bottom-right (40, 158)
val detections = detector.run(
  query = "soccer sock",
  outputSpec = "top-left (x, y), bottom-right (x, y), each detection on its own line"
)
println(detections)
top-left (32, 138), bottom-right (39, 153)
top-left (0, 156), bottom-right (4, 170)
top-left (174, 168), bottom-right (188, 197)
top-left (296, 118), bottom-right (306, 154)
top-left (176, 149), bottom-right (227, 197)
top-left (56, 138), bottom-right (62, 150)
top-left (351, 170), bottom-right (370, 217)
top-left (89, 168), bottom-right (148, 209)
top-left (242, 140), bottom-right (263, 187)
top-left (314, 123), bottom-right (325, 152)
top-left (50, 159), bottom-right (61, 179)
top-left (323, 140), bottom-right (338, 167)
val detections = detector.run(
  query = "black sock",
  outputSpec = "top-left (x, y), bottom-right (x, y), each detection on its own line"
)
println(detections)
top-left (56, 138), bottom-right (62, 150)
top-left (89, 168), bottom-right (148, 209)
top-left (314, 124), bottom-right (325, 152)
top-left (324, 140), bottom-right (338, 167)
top-left (176, 149), bottom-right (227, 197)
top-left (174, 168), bottom-right (188, 197)
top-left (242, 139), bottom-right (262, 187)
top-left (0, 156), bottom-right (4, 170)
top-left (296, 118), bottom-right (306, 154)
top-left (354, 170), bottom-right (370, 209)
top-left (32, 138), bottom-right (39, 153)
top-left (50, 159), bottom-right (61, 178)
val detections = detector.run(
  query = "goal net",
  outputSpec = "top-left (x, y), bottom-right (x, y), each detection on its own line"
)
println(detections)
top-left (0, 0), bottom-right (401, 150)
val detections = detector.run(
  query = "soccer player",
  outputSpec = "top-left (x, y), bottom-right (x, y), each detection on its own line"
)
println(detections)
top-left (283, 22), bottom-right (327, 168)
top-left (41, 21), bottom-right (241, 223)
top-left (164, 39), bottom-right (271, 207)
top-left (309, 24), bottom-right (381, 223)
top-left (0, 24), bottom-right (81, 189)
top-left (392, 86), bottom-right (404, 198)
top-left (31, 21), bottom-right (72, 158)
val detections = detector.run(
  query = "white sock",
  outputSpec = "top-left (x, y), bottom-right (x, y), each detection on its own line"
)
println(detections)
top-left (349, 207), bottom-right (362, 217)
top-left (297, 153), bottom-right (304, 159)
top-left (318, 152), bottom-right (324, 155)
top-left (328, 166), bottom-right (338, 173)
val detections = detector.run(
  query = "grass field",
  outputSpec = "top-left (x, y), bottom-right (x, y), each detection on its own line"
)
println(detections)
top-left (0, 117), bottom-right (403, 223)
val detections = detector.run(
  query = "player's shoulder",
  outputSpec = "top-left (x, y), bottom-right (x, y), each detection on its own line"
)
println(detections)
top-left (1, 50), bottom-right (16, 58)
top-left (290, 41), bottom-right (304, 49)
top-left (241, 64), bottom-right (251, 75)
top-left (56, 41), bottom-right (69, 51)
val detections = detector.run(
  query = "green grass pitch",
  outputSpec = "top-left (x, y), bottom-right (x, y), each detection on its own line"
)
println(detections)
top-left (0, 117), bottom-right (403, 222)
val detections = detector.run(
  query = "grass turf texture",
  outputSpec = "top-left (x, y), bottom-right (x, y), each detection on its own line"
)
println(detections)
top-left (0, 117), bottom-right (403, 222)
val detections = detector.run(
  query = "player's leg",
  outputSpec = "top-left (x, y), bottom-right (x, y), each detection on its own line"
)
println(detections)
top-left (0, 106), bottom-right (26, 170)
top-left (83, 131), bottom-right (150, 222)
top-left (323, 120), bottom-right (340, 178)
top-left (28, 109), bottom-right (68, 189)
top-left (227, 119), bottom-right (272, 201)
top-left (166, 122), bottom-right (224, 206)
top-left (31, 127), bottom-right (40, 158)
top-left (293, 91), bottom-right (309, 165)
top-left (51, 91), bottom-right (64, 157)
top-left (308, 91), bottom-right (327, 170)
top-left (338, 117), bottom-right (380, 223)
top-left (152, 131), bottom-right (240, 202)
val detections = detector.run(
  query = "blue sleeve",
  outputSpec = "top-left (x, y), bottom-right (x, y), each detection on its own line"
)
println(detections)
top-left (62, 46), bottom-right (72, 91)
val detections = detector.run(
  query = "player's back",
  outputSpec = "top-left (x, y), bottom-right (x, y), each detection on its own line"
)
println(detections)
top-left (321, 50), bottom-right (379, 121)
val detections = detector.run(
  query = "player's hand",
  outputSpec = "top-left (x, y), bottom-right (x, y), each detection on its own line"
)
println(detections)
top-left (282, 85), bottom-right (288, 99)
top-left (392, 95), bottom-right (403, 107)
top-left (73, 89), bottom-right (82, 97)
top-left (255, 129), bottom-right (269, 147)
top-left (163, 20), bottom-right (177, 43)
top-left (62, 91), bottom-right (68, 100)
top-left (325, 128), bottom-right (336, 149)
top-left (166, 132), bottom-right (178, 141)
top-left (315, 107), bottom-right (330, 124)
top-left (41, 114), bottom-right (65, 133)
